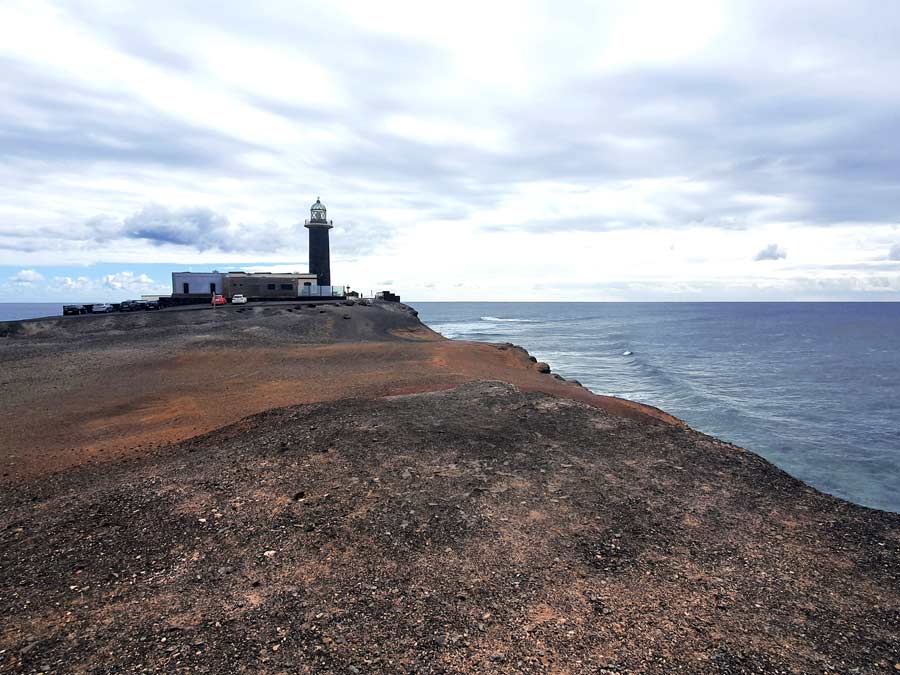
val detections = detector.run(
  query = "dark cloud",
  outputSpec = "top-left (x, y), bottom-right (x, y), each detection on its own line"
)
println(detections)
top-left (122, 205), bottom-right (304, 253)
top-left (755, 244), bottom-right (787, 261)
top-left (125, 205), bottom-right (228, 248)
top-left (89, 203), bottom-right (395, 256)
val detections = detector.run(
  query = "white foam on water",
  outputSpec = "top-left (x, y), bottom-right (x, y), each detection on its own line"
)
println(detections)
top-left (480, 316), bottom-right (537, 323)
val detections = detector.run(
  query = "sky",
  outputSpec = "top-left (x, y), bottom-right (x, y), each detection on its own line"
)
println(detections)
top-left (1, 0), bottom-right (899, 302)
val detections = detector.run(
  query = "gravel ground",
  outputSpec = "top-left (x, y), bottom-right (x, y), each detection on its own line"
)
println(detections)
top-left (1, 382), bottom-right (898, 674)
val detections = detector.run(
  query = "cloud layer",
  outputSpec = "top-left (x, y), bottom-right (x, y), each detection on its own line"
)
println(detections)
top-left (755, 244), bottom-right (787, 261)
top-left (0, 0), bottom-right (898, 300)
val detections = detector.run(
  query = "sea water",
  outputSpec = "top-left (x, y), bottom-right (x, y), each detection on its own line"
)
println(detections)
top-left (415, 302), bottom-right (900, 513)
top-left (0, 303), bottom-right (63, 322)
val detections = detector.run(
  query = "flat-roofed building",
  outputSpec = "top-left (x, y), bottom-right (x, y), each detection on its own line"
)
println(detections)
top-left (223, 272), bottom-right (318, 300)
top-left (172, 271), bottom-right (225, 297)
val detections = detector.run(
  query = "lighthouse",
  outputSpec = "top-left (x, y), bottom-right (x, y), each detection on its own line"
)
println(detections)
top-left (304, 197), bottom-right (333, 286)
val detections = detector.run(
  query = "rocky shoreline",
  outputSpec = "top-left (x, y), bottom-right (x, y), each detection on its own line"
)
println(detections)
top-left (0, 303), bottom-right (897, 673)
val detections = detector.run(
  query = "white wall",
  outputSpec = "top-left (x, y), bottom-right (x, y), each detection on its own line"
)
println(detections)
top-left (172, 272), bottom-right (225, 295)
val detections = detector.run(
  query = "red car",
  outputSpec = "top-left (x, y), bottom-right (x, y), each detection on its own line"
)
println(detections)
top-left (211, 294), bottom-right (226, 306)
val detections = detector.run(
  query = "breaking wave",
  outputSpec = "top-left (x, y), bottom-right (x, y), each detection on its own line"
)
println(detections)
top-left (480, 316), bottom-right (537, 323)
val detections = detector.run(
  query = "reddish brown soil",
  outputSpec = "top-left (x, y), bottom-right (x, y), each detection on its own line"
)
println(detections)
top-left (0, 303), bottom-right (677, 482)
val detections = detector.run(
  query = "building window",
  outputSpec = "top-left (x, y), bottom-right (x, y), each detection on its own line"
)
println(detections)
top-left (280, 284), bottom-right (292, 290)
top-left (183, 282), bottom-right (189, 294)
top-left (303, 282), bottom-right (312, 286)
top-left (267, 283), bottom-right (276, 290)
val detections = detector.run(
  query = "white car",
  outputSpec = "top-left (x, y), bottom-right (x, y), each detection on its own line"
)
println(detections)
top-left (231, 294), bottom-right (248, 304)
top-left (92, 303), bottom-right (114, 313)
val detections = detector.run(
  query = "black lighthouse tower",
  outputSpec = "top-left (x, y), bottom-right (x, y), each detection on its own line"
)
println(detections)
top-left (304, 197), bottom-right (332, 286)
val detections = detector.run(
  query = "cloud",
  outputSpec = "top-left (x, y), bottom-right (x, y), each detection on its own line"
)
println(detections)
top-left (120, 204), bottom-right (306, 254)
top-left (54, 275), bottom-right (92, 290)
top-left (102, 271), bottom-right (158, 291)
top-left (889, 244), bottom-right (900, 261)
top-left (125, 205), bottom-right (229, 248)
top-left (9, 269), bottom-right (44, 285)
top-left (754, 244), bottom-right (787, 261)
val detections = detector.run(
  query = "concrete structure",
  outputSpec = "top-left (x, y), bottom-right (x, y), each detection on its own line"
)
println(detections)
top-left (223, 272), bottom-right (318, 300)
top-left (171, 271), bottom-right (349, 301)
top-left (304, 197), bottom-right (333, 286)
top-left (172, 271), bottom-right (225, 297)
top-left (375, 290), bottom-right (401, 303)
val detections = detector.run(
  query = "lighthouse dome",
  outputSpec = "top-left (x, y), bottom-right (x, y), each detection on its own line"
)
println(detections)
top-left (310, 198), bottom-right (327, 223)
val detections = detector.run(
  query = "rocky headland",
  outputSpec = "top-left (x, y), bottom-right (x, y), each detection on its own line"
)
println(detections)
top-left (0, 302), bottom-right (897, 674)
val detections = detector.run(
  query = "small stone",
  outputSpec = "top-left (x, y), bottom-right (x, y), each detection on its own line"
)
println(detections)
top-left (263, 550), bottom-right (276, 558)
top-left (19, 641), bottom-right (40, 656)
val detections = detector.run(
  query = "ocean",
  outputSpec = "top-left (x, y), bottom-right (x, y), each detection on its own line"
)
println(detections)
top-left (415, 302), bottom-right (900, 514)
top-left (0, 303), bottom-right (63, 322)
top-left (2, 301), bottom-right (897, 513)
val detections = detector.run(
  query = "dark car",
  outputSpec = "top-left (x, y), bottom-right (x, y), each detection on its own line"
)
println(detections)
top-left (63, 304), bottom-right (88, 315)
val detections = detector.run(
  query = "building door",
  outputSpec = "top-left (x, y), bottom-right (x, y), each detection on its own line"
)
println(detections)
top-left (183, 282), bottom-right (189, 294)
top-left (210, 283), bottom-right (216, 293)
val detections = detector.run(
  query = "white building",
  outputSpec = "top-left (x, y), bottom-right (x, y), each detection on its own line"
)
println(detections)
top-left (172, 271), bottom-right (225, 296)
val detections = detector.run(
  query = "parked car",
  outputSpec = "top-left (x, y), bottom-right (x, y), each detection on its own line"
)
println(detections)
top-left (231, 294), bottom-right (248, 304)
top-left (211, 294), bottom-right (227, 306)
top-left (92, 303), bottom-right (114, 313)
top-left (120, 300), bottom-right (142, 312)
top-left (63, 304), bottom-right (87, 315)
top-left (143, 300), bottom-right (160, 310)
